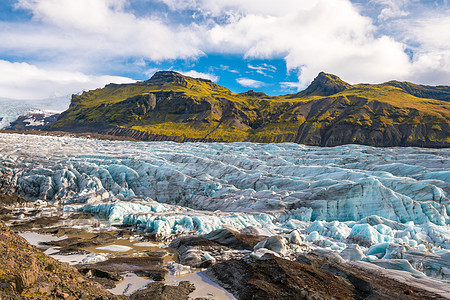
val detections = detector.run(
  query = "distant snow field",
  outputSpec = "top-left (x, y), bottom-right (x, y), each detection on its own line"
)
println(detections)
top-left (0, 133), bottom-right (449, 282)
top-left (0, 96), bottom-right (70, 129)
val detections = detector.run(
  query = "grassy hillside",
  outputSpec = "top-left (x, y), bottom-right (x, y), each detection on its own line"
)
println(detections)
top-left (49, 71), bottom-right (450, 147)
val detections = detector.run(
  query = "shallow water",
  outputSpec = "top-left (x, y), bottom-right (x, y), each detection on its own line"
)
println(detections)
top-left (108, 273), bottom-right (154, 296)
top-left (18, 223), bottom-right (235, 298)
top-left (166, 272), bottom-right (236, 300)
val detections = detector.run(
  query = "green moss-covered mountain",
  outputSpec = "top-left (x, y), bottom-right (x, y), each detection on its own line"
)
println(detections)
top-left (49, 71), bottom-right (450, 147)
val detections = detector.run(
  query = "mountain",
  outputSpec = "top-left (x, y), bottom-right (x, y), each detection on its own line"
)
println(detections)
top-left (384, 80), bottom-right (450, 102)
top-left (48, 71), bottom-right (450, 147)
top-left (293, 72), bottom-right (352, 97)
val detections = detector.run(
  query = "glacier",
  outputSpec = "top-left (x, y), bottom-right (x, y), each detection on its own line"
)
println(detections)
top-left (0, 132), bottom-right (449, 279)
top-left (0, 96), bottom-right (70, 129)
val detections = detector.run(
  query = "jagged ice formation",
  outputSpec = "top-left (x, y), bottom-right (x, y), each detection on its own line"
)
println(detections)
top-left (0, 133), bottom-right (449, 266)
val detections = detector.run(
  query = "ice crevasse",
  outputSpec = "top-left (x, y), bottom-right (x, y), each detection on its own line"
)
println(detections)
top-left (0, 133), bottom-right (448, 247)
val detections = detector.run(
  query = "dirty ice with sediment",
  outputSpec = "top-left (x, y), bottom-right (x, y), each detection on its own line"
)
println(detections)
top-left (0, 133), bottom-right (449, 283)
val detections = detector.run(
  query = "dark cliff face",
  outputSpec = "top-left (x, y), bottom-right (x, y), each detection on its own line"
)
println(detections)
top-left (47, 71), bottom-right (450, 148)
top-left (290, 96), bottom-right (449, 147)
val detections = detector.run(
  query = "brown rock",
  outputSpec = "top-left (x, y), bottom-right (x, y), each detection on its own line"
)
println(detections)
top-left (14, 256), bottom-right (39, 293)
top-left (0, 221), bottom-right (126, 299)
top-left (204, 255), bottom-right (357, 300)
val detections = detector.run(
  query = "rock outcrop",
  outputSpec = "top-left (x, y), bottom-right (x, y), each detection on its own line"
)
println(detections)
top-left (169, 227), bottom-right (266, 268)
top-left (205, 254), bottom-right (450, 300)
top-left (204, 255), bottom-right (358, 300)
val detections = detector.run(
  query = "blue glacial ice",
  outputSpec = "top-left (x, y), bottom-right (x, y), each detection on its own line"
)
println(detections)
top-left (0, 133), bottom-right (449, 278)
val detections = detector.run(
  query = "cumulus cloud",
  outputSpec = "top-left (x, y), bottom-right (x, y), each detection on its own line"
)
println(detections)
top-left (236, 78), bottom-right (265, 88)
top-left (207, 0), bottom-right (412, 87)
top-left (177, 70), bottom-right (219, 82)
top-left (0, 60), bottom-right (135, 99)
top-left (3, 0), bottom-right (203, 65)
top-left (402, 12), bottom-right (450, 51)
top-left (157, 0), bottom-right (317, 17)
top-left (156, 0), bottom-right (449, 86)
top-left (389, 9), bottom-right (450, 84)
top-left (0, 0), bottom-right (449, 97)
top-left (373, 0), bottom-right (410, 21)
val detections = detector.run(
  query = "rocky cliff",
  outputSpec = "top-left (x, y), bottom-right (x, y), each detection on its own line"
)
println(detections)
top-left (48, 71), bottom-right (450, 147)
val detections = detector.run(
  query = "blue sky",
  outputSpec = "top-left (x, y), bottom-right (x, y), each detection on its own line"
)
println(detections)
top-left (0, 0), bottom-right (449, 99)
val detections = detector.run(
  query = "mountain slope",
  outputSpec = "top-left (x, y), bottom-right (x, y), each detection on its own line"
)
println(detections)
top-left (384, 80), bottom-right (450, 102)
top-left (49, 71), bottom-right (450, 147)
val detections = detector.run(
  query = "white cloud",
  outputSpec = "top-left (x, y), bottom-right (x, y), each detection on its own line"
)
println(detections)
top-left (0, 60), bottom-right (135, 99)
top-left (248, 63), bottom-right (276, 76)
top-left (280, 81), bottom-right (302, 91)
top-left (390, 10), bottom-right (450, 85)
top-left (156, 0), bottom-right (449, 87)
top-left (402, 13), bottom-right (450, 51)
top-left (236, 78), bottom-right (265, 88)
top-left (207, 0), bottom-right (412, 87)
top-left (0, 0), bottom-right (448, 95)
top-left (144, 68), bottom-right (159, 78)
top-left (2, 0), bottom-right (203, 67)
top-left (373, 0), bottom-right (410, 21)
top-left (15, 0), bottom-right (128, 32)
top-left (219, 65), bottom-right (239, 73)
top-left (157, 0), bottom-right (318, 17)
top-left (177, 70), bottom-right (219, 82)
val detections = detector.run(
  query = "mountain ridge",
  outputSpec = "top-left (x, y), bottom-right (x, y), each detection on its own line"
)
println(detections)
top-left (47, 71), bottom-right (450, 147)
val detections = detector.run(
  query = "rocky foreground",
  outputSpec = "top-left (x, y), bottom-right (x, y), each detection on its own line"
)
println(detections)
top-left (0, 196), bottom-right (203, 300)
top-left (0, 221), bottom-right (121, 299)
top-left (1, 207), bottom-right (449, 300)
